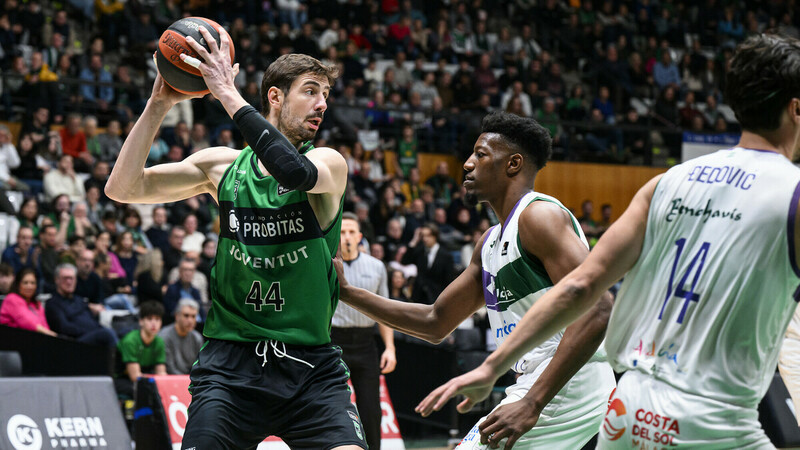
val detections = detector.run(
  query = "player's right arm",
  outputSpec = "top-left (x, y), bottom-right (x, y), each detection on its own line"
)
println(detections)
top-left (105, 73), bottom-right (239, 204)
top-left (335, 230), bottom-right (490, 344)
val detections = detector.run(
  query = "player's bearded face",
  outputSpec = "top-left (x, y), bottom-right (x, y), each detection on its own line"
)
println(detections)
top-left (278, 99), bottom-right (322, 143)
top-left (278, 75), bottom-right (328, 144)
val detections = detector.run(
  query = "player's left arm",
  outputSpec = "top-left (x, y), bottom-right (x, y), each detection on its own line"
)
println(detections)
top-left (154, 364), bottom-right (167, 376)
top-left (476, 201), bottom-right (614, 447)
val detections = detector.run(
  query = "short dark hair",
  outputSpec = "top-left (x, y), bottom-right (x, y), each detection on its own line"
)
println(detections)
top-left (260, 54), bottom-right (339, 114)
top-left (94, 251), bottom-right (108, 266)
top-left (139, 300), bottom-right (164, 319)
top-left (421, 223), bottom-right (439, 241)
top-left (40, 224), bottom-right (57, 235)
top-left (725, 33), bottom-right (800, 131)
top-left (122, 208), bottom-right (141, 223)
top-left (481, 111), bottom-right (552, 169)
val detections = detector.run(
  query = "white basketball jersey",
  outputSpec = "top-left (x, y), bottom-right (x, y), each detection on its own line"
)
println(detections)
top-left (482, 191), bottom-right (606, 373)
top-left (606, 147), bottom-right (800, 408)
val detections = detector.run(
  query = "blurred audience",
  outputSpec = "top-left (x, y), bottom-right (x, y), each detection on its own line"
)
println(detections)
top-left (45, 263), bottom-right (117, 347)
top-left (0, 268), bottom-right (56, 336)
top-left (159, 298), bottom-right (203, 374)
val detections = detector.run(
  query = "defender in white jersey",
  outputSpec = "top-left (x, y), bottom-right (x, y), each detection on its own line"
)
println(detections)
top-left (335, 111), bottom-right (616, 449)
top-left (419, 34), bottom-right (800, 449)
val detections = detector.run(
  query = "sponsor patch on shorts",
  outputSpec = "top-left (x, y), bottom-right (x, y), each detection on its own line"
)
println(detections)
top-left (460, 425), bottom-right (479, 444)
top-left (353, 420), bottom-right (363, 440)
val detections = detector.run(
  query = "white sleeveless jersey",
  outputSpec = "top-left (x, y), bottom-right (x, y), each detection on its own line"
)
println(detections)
top-left (482, 191), bottom-right (606, 373)
top-left (606, 147), bottom-right (800, 408)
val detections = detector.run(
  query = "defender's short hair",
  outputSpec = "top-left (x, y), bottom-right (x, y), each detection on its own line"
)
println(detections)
top-left (481, 111), bottom-right (552, 169)
top-left (725, 33), bottom-right (800, 131)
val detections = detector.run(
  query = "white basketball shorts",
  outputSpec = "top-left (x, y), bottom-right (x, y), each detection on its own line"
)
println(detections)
top-left (598, 370), bottom-right (773, 449)
top-left (457, 359), bottom-right (616, 450)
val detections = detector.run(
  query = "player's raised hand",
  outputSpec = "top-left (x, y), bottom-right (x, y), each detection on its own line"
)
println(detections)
top-left (181, 26), bottom-right (239, 101)
top-left (150, 55), bottom-right (203, 106)
top-left (477, 399), bottom-right (542, 449)
top-left (415, 363), bottom-right (497, 417)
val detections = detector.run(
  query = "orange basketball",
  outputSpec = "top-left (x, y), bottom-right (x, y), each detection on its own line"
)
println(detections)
top-left (155, 17), bottom-right (235, 95)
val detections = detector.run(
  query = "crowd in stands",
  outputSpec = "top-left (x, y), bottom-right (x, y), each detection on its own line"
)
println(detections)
top-left (0, 0), bottom-right (787, 395)
top-left (0, 0), bottom-right (784, 165)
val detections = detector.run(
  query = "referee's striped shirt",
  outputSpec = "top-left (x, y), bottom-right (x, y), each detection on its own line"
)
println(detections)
top-left (332, 252), bottom-right (388, 328)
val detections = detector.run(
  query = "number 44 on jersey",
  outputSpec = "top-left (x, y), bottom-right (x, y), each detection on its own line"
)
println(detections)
top-left (246, 281), bottom-right (285, 311)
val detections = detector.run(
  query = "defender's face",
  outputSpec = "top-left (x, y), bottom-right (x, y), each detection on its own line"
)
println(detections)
top-left (279, 73), bottom-right (330, 144)
top-left (463, 133), bottom-right (506, 206)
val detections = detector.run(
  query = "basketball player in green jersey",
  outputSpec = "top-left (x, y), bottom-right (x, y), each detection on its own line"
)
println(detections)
top-left (107, 27), bottom-right (367, 449)
top-left (335, 112), bottom-right (616, 449)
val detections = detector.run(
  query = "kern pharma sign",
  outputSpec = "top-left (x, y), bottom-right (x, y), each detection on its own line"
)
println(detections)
top-left (0, 377), bottom-right (131, 449)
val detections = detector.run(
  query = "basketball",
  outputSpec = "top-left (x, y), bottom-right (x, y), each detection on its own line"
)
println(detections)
top-left (155, 17), bottom-right (235, 95)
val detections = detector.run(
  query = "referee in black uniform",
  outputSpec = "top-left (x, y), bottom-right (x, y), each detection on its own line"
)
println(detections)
top-left (333, 213), bottom-right (397, 450)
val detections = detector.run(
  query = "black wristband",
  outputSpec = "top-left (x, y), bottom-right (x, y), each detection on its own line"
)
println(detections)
top-left (233, 105), bottom-right (318, 192)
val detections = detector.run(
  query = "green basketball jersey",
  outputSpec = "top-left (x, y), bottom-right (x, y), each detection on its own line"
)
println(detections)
top-left (204, 143), bottom-right (344, 345)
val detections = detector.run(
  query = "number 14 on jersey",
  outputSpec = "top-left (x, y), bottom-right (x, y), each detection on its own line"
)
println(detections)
top-left (659, 238), bottom-right (711, 324)
top-left (246, 281), bottom-right (285, 312)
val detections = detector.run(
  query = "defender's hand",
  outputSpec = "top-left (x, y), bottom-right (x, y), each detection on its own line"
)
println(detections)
top-left (415, 363), bottom-right (497, 417)
top-left (478, 399), bottom-right (542, 449)
top-left (332, 256), bottom-right (351, 292)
